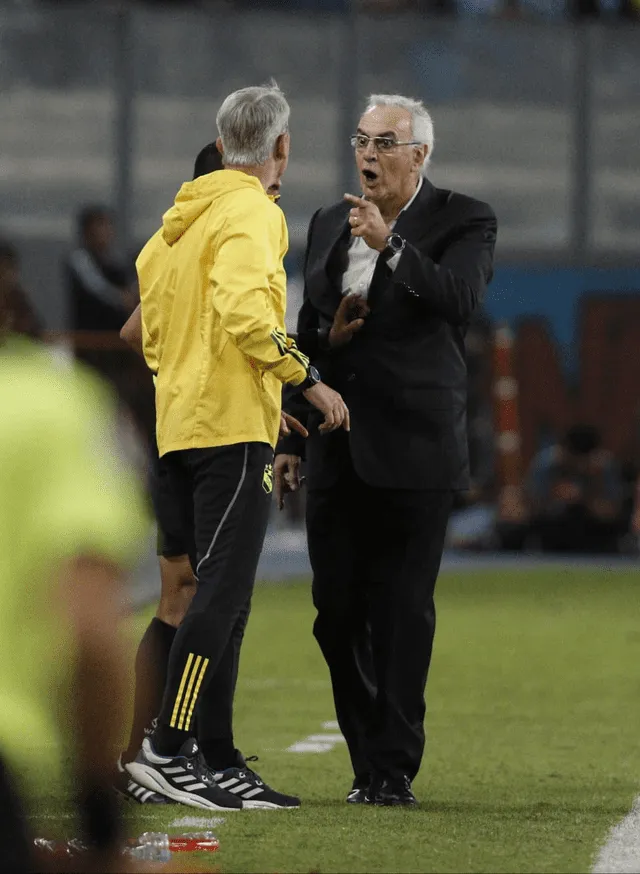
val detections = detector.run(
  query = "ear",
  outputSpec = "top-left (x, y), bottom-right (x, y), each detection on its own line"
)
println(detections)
top-left (216, 137), bottom-right (224, 156)
top-left (274, 132), bottom-right (290, 161)
top-left (413, 144), bottom-right (428, 171)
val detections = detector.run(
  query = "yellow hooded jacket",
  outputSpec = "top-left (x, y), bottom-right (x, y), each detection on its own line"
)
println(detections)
top-left (137, 170), bottom-right (309, 456)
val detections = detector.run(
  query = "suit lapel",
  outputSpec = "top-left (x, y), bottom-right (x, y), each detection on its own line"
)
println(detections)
top-left (392, 177), bottom-right (439, 240)
top-left (306, 205), bottom-right (351, 318)
top-left (367, 178), bottom-right (440, 310)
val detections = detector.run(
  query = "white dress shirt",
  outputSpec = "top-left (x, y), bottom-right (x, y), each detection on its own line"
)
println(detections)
top-left (341, 177), bottom-right (423, 300)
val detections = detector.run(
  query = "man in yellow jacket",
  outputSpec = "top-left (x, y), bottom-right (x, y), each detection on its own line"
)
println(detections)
top-left (127, 83), bottom-right (348, 811)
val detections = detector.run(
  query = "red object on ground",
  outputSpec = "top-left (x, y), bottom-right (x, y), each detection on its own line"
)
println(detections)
top-left (169, 834), bottom-right (220, 853)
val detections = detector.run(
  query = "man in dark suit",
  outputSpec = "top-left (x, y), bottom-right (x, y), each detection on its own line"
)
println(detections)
top-left (275, 94), bottom-right (497, 807)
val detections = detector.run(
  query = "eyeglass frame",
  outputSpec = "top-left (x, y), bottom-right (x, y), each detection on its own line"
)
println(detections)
top-left (350, 134), bottom-right (424, 153)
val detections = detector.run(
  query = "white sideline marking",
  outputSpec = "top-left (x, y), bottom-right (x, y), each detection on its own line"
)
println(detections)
top-left (169, 816), bottom-right (225, 829)
top-left (287, 742), bottom-right (336, 753)
top-left (593, 795), bottom-right (640, 874)
top-left (286, 721), bottom-right (345, 754)
top-left (305, 734), bottom-right (347, 743)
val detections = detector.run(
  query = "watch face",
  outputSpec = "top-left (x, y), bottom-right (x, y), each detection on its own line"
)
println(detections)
top-left (310, 366), bottom-right (321, 382)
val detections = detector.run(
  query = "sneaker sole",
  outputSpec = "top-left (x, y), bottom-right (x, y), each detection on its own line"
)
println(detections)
top-left (242, 799), bottom-right (301, 810)
top-left (126, 762), bottom-right (241, 812)
top-left (115, 783), bottom-right (173, 805)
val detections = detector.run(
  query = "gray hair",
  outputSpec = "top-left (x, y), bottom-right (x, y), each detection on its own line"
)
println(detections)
top-left (216, 83), bottom-right (290, 167)
top-left (365, 94), bottom-right (434, 169)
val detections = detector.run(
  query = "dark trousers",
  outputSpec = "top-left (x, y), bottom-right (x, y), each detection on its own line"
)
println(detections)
top-left (156, 443), bottom-right (273, 753)
top-left (307, 464), bottom-right (452, 783)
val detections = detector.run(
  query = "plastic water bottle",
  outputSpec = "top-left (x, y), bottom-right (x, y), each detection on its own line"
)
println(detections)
top-left (125, 832), bottom-right (171, 862)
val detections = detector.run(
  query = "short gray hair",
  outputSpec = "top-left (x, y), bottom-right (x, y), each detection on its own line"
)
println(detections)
top-left (365, 94), bottom-right (434, 168)
top-left (217, 83), bottom-right (290, 167)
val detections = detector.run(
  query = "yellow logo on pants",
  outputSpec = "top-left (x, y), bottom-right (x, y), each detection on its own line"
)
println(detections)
top-left (263, 463), bottom-right (274, 494)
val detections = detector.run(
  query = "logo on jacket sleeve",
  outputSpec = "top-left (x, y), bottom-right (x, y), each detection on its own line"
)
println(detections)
top-left (262, 463), bottom-right (274, 495)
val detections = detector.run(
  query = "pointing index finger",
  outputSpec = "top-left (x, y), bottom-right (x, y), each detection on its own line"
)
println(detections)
top-left (344, 193), bottom-right (369, 208)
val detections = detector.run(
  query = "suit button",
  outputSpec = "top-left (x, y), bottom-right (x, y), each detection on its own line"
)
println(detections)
top-left (347, 372), bottom-right (356, 382)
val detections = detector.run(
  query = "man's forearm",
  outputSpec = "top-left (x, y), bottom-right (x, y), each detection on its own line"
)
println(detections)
top-left (119, 304), bottom-right (143, 356)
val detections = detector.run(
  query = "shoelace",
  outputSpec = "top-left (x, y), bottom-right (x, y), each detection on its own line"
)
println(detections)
top-left (236, 755), bottom-right (264, 785)
top-left (185, 751), bottom-right (215, 785)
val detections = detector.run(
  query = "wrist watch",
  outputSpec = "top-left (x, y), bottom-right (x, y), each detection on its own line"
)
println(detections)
top-left (299, 365), bottom-right (321, 392)
top-left (381, 232), bottom-right (406, 261)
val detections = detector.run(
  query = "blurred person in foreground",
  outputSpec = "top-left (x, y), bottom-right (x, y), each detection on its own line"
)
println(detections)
top-left (118, 142), bottom-right (304, 804)
top-left (0, 311), bottom-right (148, 870)
top-left (527, 424), bottom-right (625, 553)
top-left (66, 205), bottom-right (138, 331)
top-left (276, 94), bottom-right (497, 806)
top-left (0, 239), bottom-right (43, 340)
top-left (126, 84), bottom-right (348, 811)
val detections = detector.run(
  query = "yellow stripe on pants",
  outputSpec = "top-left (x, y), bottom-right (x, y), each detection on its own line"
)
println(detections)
top-left (169, 652), bottom-right (195, 729)
top-left (177, 655), bottom-right (203, 730)
top-left (185, 657), bottom-right (210, 732)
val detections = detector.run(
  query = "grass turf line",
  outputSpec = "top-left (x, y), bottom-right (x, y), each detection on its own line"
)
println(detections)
top-left (28, 568), bottom-right (640, 873)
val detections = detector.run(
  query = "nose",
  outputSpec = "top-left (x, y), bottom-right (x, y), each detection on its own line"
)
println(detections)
top-left (362, 140), bottom-right (378, 160)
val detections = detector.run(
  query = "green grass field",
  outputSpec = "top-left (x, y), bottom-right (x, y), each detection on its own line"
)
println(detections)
top-left (29, 567), bottom-right (640, 873)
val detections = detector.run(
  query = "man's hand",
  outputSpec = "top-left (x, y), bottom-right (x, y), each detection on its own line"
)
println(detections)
top-left (274, 453), bottom-right (303, 511)
top-left (279, 411), bottom-right (309, 439)
top-left (303, 382), bottom-right (350, 434)
top-left (329, 293), bottom-right (370, 349)
top-left (344, 193), bottom-right (390, 252)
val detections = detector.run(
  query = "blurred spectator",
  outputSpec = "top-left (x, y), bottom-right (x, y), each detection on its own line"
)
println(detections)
top-left (65, 206), bottom-right (137, 332)
top-left (0, 240), bottom-right (43, 340)
top-left (526, 424), bottom-right (625, 553)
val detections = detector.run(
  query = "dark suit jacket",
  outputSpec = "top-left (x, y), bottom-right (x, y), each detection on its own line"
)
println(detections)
top-left (279, 178), bottom-right (497, 491)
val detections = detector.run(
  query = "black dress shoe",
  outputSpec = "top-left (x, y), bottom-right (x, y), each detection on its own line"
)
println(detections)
top-left (346, 777), bottom-right (370, 804)
top-left (368, 775), bottom-right (417, 807)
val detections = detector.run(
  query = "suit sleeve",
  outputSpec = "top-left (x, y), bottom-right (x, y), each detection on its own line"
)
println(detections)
top-left (290, 209), bottom-right (322, 360)
top-left (392, 201), bottom-right (497, 325)
top-left (277, 210), bottom-right (322, 459)
top-left (211, 200), bottom-right (309, 386)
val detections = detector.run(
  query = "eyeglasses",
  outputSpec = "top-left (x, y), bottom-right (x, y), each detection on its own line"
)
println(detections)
top-left (350, 134), bottom-right (423, 153)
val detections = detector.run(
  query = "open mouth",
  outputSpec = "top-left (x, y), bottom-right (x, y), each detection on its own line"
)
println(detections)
top-left (362, 169), bottom-right (378, 184)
